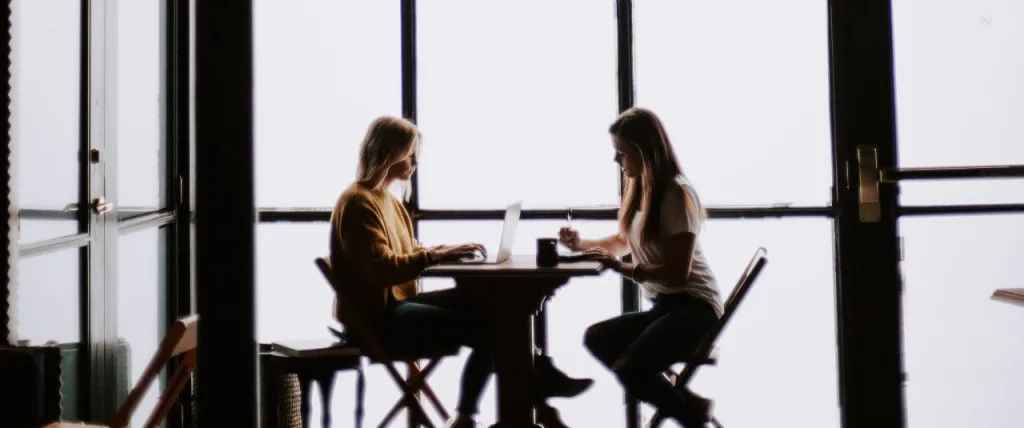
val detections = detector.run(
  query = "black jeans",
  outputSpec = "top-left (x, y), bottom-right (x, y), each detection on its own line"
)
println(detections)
top-left (583, 292), bottom-right (717, 420)
top-left (373, 288), bottom-right (494, 416)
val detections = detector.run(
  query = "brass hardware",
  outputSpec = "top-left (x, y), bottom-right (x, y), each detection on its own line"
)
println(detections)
top-left (93, 197), bottom-right (113, 214)
top-left (856, 145), bottom-right (881, 223)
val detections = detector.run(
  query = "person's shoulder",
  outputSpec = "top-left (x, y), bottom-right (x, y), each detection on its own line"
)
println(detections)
top-left (334, 184), bottom-right (381, 215)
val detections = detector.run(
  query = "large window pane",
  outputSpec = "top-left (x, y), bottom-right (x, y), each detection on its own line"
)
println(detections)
top-left (418, 220), bottom-right (622, 425)
top-left (892, 1), bottom-right (1024, 206)
top-left (117, 0), bottom-right (167, 212)
top-left (416, 1), bottom-right (620, 210)
top-left (634, 1), bottom-right (832, 206)
top-left (15, 247), bottom-right (83, 346)
top-left (634, 219), bottom-right (839, 428)
top-left (254, 0), bottom-right (401, 208)
top-left (117, 228), bottom-right (167, 428)
top-left (901, 215), bottom-right (1024, 428)
top-left (11, 0), bottom-right (83, 243)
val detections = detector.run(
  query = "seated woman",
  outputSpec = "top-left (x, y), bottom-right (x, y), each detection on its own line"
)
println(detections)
top-left (330, 116), bottom-right (590, 428)
top-left (559, 107), bottom-right (723, 427)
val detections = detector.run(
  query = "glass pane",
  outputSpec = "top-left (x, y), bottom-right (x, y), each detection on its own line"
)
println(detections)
top-left (416, 1), bottom-right (620, 210)
top-left (633, 0), bottom-right (832, 206)
top-left (117, 227), bottom-right (168, 428)
top-left (892, 1), bottom-right (1024, 206)
top-left (117, 0), bottom-right (167, 213)
top-left (418, 220), bottom-right (623, 425)
top-left (15, 247), bottom-right (83, 346)
top-left (11, 0), bottom-right (83, 243)
top-left (901, 215), bottom-right (1024, 428)
top-left (254, 0), bottom-right (401, 208)
top-left (638, 218), bottom-right (839, 428)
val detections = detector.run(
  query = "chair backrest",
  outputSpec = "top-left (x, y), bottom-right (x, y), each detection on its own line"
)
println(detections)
top-left (698, 248), bottom-right (768, 355)
top-left (314, 257), bottom-right (390, 362)
top-left (111, 315), bottom-right (198, 428)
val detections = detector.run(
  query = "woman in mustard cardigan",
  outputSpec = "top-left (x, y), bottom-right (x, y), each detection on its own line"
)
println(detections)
top-left (329, 116), bottom-right (589, 428)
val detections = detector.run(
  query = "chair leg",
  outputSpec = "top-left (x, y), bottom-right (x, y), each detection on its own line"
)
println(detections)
top-left (380, 363), bottom-right (434, 427)
top-left (410, 360), bottom-right (450, 421)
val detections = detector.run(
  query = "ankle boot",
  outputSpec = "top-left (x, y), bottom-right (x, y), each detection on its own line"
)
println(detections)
top-left (534, 355), bottom-right (593, 399)
top-left (535, 402), bottom-right (569, 428)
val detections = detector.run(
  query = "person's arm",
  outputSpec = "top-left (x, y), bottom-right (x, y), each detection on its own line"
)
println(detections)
top-left (612, 232), bottom-right (696, 284)
top-left (577, 233), bottom-right (630, 257)
top-left (338, 199), bottom-right (431, 287)
top-left (608, 184), bottom-right (698, 283)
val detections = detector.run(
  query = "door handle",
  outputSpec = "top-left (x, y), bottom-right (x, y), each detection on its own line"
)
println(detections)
top-left (856, 145), bottom-right (1024, 223)
top-left (93, 197), bottom-right (113, 214)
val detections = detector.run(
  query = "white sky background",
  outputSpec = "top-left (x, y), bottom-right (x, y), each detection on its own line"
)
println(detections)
top-left (10, 0), bottom-right (1024, 427)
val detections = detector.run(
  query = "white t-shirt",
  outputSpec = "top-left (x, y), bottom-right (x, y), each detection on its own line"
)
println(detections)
top-left (626, 177), bottom-right (723, 317)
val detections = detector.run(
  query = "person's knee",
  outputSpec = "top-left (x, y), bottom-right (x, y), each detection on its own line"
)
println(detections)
top-left (583, 322), bottom-right (609, 357)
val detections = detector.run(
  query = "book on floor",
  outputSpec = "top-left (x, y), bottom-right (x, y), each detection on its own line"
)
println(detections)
top-left (271, 339), bottom-right (360, 358)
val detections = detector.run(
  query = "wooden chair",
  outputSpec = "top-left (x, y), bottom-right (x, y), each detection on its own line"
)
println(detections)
top-left (647, 248), bottom-right (768, 428)
top-left (44, 315), bottom-right (198, 428)
top-left (314, 257), bottom-right (457, 428)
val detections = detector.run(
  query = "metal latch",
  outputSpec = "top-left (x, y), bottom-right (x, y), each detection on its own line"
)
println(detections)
top-left (856, 145), bottom-right (881, 223)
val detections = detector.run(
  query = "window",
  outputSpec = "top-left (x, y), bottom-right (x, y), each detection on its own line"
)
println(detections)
top-left (637, 218), bottom-right (840, 427)
top-left (14, 248), bottom-right (83, 346)
top-left (415, 0), bottom-right (620, 210)
top-left (418, 220), bottom-right (623, 424)
top-left (892, 0), bottom-right (1024, 206)
top-left (117, 0), bottom-right (167, 212)
top-left (633, 0), bottom-right (833, 206)
top-left (900, 215), bottom-right (1024, 428)
top-left (11, 0), bottom-right (82, 243)
top-left (254, 0), bottom-right (401, 208)
top-left (117, 227), bottom-right (168, 427)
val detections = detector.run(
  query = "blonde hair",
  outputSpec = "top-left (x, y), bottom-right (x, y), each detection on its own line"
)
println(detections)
top-left (355, 116), bottom-right (421, 201)
top-left (610, 107), bottom-right (706, 242)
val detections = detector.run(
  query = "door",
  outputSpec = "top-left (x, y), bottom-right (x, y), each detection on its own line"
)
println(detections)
top-left (832, 1), bottom-right (1024, 427)
top-left (9, 0), bottom-right (184, 425)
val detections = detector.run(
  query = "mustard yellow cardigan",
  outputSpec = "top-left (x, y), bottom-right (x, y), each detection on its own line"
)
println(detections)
top-left (329, 183), bottom-right (431, 321)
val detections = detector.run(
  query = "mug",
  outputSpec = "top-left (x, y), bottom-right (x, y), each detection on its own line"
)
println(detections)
top-left (537, 238), bottom-right (559, 267)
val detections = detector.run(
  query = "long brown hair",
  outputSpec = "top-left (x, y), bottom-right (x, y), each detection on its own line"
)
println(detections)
top-left (611, 107), bottom-right (706, 243)
top-left (355, 116), bottom-right (420, 200)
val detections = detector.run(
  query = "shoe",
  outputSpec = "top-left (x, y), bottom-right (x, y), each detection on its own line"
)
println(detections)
top-left (445, 414), bottom-right (479, 428)
top-left (535, 355), bottom-right (594, 399)
top-left (535, 403), bottom-right (570, 428)
top-left (677, 392), bottom-right (713, 427)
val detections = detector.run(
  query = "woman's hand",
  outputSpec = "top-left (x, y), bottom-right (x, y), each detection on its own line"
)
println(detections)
top-left (429, 243), bottom-right (486, 262)
top-left (558, 227), bottom-right (581, 251)
top-left (584, 247), bottom-right (623, 272)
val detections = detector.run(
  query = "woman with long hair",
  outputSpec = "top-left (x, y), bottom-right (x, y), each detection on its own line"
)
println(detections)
top-left (330, 116), bottom-right (590, 428)
top-left (559, 107), bottom-right (722, 427)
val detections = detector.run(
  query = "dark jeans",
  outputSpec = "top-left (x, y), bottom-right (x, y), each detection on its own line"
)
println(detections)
top-left (374, 288), bottom-right (494, 416)
top-left (583, 293), bottom-right (717, 420)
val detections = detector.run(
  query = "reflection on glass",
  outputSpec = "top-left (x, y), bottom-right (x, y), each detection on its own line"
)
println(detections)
top-left (117, 228), bottom-right (167, 427)
top-left (892, 1), bottom-right (1024, 205)
top-left (633, 0), bottom-right (832, 206)
top-left (639, 218), bottom-right (839, 428)
top-left (254, 0), bottom-right (401, 208)
top-left (416, 0), bottom-right (620, 210)
top-left (11, 0), bottom-right (83, 243)
top-left (418, 220), bottom-right (623, 425)
top-left (16, 247), bottom-right (82, 346)
top-left (901, 215), bottom-right (1024, 428)
top-left (117, 0), bottom-right (166, 213)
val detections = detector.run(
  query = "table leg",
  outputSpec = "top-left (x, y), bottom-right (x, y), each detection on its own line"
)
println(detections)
top-left (491, 310), bottom-right (541, 428)
top-left (314, 370), bottom-right (337, 428)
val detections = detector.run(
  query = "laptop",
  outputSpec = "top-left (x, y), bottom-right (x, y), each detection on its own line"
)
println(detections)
top-left (439, 201), bottom-right (521, 264)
